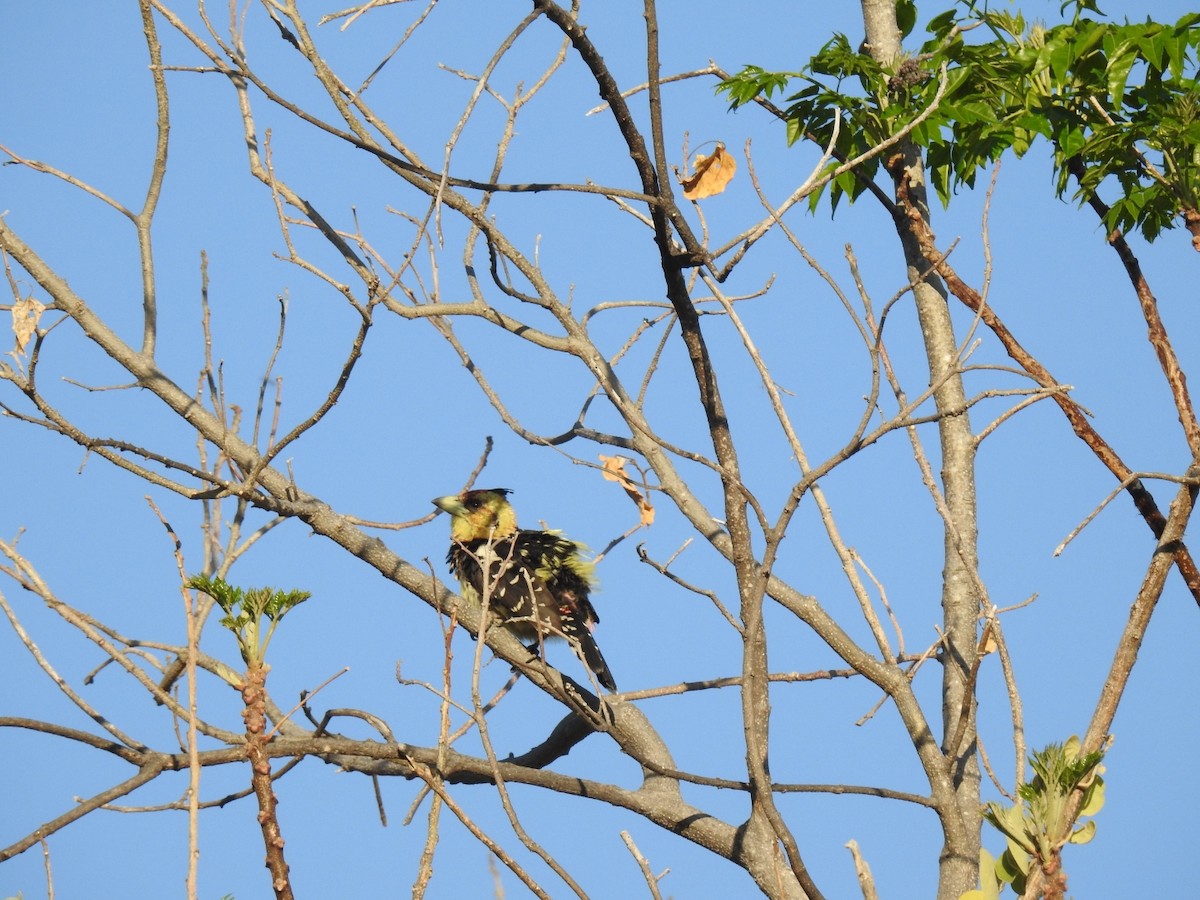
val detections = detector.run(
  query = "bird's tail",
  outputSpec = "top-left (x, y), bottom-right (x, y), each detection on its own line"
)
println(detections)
top-left (575, 632), bottom-right (617, 692)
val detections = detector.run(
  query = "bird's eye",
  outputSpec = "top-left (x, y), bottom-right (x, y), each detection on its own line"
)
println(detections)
top-left (465, 496), bottom-right (481, 509)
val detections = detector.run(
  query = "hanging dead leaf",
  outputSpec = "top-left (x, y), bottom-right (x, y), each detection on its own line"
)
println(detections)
top-left (979, 620), bottom-right (998, 655)
top-left (11, 295), bottom-right (46, 356)
top-left (680, 142), bottom-right (736, 200)
top-left (599, 454), bottom-right (655, 527)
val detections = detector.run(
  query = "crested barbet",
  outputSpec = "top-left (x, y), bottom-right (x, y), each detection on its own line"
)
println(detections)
top-left (432, 488), bottom-right (617, 692)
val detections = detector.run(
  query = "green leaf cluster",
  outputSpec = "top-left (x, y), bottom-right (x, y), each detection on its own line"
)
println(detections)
top-left (188, 574), bottom-right (310, 667)
top-left (717, 1), bottom-right (1200, 241)
top-left (975, 736), bottom-right (1106, 896)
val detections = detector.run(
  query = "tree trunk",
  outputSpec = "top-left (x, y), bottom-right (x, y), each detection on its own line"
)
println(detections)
top-left (859, 2), bottom-right (982, 897)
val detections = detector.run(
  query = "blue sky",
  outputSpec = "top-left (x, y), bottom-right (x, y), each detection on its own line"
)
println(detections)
top-left (2, 2), bottom-right (1199, 898)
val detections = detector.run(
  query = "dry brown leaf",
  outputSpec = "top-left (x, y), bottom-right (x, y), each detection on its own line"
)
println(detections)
top-left (980, 623), bottom-right (998, 655)
top-left (680, 142), bottom-right (737, 200)
top-left (599, 454), bottom-right (655, 527)
top-left (11, 295), bottom-right (46, 356)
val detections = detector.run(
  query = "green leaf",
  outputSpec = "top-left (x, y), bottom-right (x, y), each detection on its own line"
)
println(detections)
top-left (785, 116), bottom-right (803, 146)
top-left (1139, 22), bottom-right (1173, 70)
top-left (994, 846), bottom-right (1026, 885)
top-left (984, 802), bottom-right (1033, 852)
top-left (927, 9), bottom-right (960, 40)
top-left (1070, 819), bottom-right (1098, 844)
top-left (717, 66), bottom-right (798, 109)
top-left (1063, 0), bottom-right (1105, 18)
top-left (1106, 44), bottom-right (1138, 101)
top-left (189, 574), bottom-right (242, 615)
top-left (929, 148), bottom-right (953, 206)
top-left (1079, 776), bottom-right (1107, 816)
top-left (1071, 19), bottom-right (1110, 64)
top-left (897, 0), bottom-right (917, 38)
top-left (1057, 125), bottom-right (1088, 159)
top-left (1047, 28), bottom-right (1079, 86)
top-left (976, 847), bottom-right (1002, 900)
top-left (1161, 32), bottom-right (1187, 81)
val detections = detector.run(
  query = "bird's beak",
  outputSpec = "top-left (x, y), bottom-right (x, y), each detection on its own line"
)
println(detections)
top-left (432, 495), bottom-right (466, 516)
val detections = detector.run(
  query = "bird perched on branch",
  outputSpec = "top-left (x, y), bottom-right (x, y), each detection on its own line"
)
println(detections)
top-left (432, 488), bottom-right (617, 692)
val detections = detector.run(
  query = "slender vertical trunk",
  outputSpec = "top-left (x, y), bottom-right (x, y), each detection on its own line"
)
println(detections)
top-left (859, 3), bottom-right (981, 897)
top-left (244, 665), bottom-right (295, 900)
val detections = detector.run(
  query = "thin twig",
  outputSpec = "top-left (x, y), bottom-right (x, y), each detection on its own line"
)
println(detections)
top-left (620, 831), bottom-right (665, 900)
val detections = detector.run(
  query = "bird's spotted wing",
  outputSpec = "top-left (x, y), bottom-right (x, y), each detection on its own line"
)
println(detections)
top-left (446, 530), bottom-right (616, 691)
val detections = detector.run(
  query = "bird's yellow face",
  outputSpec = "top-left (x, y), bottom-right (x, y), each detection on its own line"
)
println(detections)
top-left (432, 489), bottom-right (518, 542)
